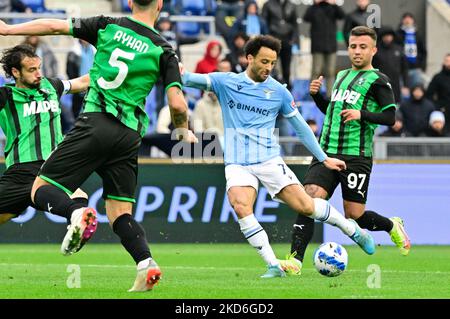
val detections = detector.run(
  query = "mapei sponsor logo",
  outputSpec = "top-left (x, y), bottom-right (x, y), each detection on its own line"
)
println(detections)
top-left (227, 100), bottom-right (270, 116)
top-left (331, 89), bottom-right (361, 105)
top-left (23, 100), bottom-right (59, 116)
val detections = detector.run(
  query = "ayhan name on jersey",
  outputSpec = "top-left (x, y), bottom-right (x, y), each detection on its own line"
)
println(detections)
top-left (331, 89), bottom-right (361, 105)
top-left (113, 30), bottom-right (149, 53)
top-left (23, 100), bottom-right (59, 116)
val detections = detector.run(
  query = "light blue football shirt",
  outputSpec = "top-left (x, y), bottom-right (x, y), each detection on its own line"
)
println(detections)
top-left (205, 72), bottom-right (298, 165)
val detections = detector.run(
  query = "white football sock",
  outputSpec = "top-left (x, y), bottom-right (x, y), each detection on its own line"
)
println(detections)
top-left (137, 257), bottom-right (153, 270)
top-left (310, 198), bottom-right (356, 236)
top-left (238, 214), bottom-right (279, 266)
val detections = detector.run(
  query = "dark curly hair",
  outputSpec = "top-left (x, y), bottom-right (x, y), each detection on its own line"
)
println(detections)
top-left (0, 44), bottom-right (38, 79)
top-left (244, 35), bottom-right (281, 58)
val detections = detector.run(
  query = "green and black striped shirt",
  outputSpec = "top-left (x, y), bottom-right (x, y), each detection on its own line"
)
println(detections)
top-left (70, 16), bottom-right (183, 137)
top-left (0, 78), bottom-right (65, 168)
top-left (319, 69), bottom-right (396, 157)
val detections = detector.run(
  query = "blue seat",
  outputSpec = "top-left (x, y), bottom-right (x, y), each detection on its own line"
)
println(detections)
top-left (172, 0), bottom-right (216, 37)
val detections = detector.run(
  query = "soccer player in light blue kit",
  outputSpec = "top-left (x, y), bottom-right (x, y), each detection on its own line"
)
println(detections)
top-left (182, 35), bottom-right (375, 278)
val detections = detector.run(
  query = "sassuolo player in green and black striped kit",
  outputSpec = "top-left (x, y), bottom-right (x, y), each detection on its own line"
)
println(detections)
top-left (279, 26), bottom-right (411, 275)
top-left (0, 44), bottom-right (90, 226)
top-left (0, 0), bottom-right (197, 291)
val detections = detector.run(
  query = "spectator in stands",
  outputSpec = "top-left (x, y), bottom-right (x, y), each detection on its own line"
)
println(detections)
top-left (193, 91), bottom-right (224, 139)
top-left (231, 0), bottom-right (268, 38)
top-left (395, 12), bottom-right (427, 87)
top-left (303, 0), bottom-right (345, 98)
top-left (23, 35), bottom-right (58, 78)
top-left (426, 111), bottom-right (449, 137)
top-left (343, 0), bottom-right (372, 46)
top-left (66, 39), bottom-right (95, 118)
top-left (379, 111), bottom-right (408, 137)
top-left (372, 27), bottom-right (409, 103)
top-left (426, 53), bottom-right (450, 131)
top-left (400, 84), bottom-right (435, 137)
top-left (262, 0), bottom-right (299, 89)
top-left (195, 40), bottom-right (223, 74)
top-left (225, 32), bottom-right (249, 72)
top-left (0, 0), bottom-right (31, 14)
top-left (215, 0), bottom-right (245, 50)
top-left (217, 58), bottom-right (232, 73)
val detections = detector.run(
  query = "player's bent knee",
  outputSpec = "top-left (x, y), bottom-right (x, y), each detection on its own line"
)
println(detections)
top-left (70, 188), bottom-right (88, 200)
top-left (30, 177), bottom-right (50, 203)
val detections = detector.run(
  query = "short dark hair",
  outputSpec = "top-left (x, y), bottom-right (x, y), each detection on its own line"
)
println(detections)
top-left (350, 26), bottom-right (377, 42)
top-left (244, 35), bottom-right (281, 58)
top-left (0, 44), bottom-right (38, 79)
top-left (133, 0), bottom-right (153, 6)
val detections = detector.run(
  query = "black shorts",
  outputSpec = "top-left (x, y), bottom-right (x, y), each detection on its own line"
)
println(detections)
top-left (0, 161), bottom-right (43, 215)
top-left (304, 153), bottom-right (373, 204)
top-left (39, 113), bottom-right (141, 203)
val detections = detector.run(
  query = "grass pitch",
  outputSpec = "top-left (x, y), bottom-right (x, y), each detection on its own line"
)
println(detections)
top-left (0, 243), bottom-right (449, 299)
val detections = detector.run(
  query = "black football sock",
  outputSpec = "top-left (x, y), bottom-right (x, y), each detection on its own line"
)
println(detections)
top-left (34, 185), bottom-right (84, 221)
top-left (72, 197), bottom-right (88, 207)
top-left (290, 214), bottom-right (315, 262)
top-left (112, 214), bottom-right (152, 264)
top-left (356, 210), bottom-right (394, 232)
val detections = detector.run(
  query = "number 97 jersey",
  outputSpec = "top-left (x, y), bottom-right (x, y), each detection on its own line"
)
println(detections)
top-left (69, 16), bottom-right (182, 137)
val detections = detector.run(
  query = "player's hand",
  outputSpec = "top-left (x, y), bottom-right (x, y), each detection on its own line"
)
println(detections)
top-left (179, 62), bottom-right (185, 76)
top-left (309, 76), bottom-right (323, 95)
top-left (323, 157), bottom-right (346, 171)
top-left (340, 109), bottom-right (361, 123)
top-left (176, 129), bottom-right (198, 143)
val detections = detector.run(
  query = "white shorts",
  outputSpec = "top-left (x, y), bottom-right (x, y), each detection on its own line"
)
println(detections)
top-left (225, 156), bottom-right (302, 201)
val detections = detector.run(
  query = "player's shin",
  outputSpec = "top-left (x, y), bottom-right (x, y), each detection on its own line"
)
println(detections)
top-left (112, 213), bottom-right (152, 264)
top-left (291, 214), bottom-right (315, 262)
top-left (34, 185), bottom-right (84, 221)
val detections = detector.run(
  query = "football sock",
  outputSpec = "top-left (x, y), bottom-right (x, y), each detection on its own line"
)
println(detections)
top-left (137, 257), bottom-right (153, 270)
top-left (356, 210), bottom-right (394, 232)
top-left (112, 214), bottom-right (152, 264)
top-left (238, 214), bottom-right (279, 266)
top-left (34, 185), bottom-right (84, 221)
top-left (291, 214), bottom-right (315, 262)
top-left (72, 197), bottom-right (88, 207)
top-left (310, 198), bottom-right (356, 236)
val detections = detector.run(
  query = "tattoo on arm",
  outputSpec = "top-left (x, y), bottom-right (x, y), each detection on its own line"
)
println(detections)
top-left (173, 111), bottom-right (187, 127)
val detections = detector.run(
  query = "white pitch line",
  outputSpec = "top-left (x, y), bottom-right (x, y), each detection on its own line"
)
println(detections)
top-left (0, 263), bottom-right (449, 275)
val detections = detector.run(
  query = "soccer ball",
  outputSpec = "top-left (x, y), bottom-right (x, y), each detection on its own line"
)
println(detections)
top-left (313, 242), bottom-right (348, 277)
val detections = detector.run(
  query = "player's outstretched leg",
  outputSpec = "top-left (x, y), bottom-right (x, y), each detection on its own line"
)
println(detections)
top-left (389, 217), bottom-right (411, 256)
top-left (310, 198), bottom-right (375, 255)
top-left (34, 184), bottom-right (98, 255)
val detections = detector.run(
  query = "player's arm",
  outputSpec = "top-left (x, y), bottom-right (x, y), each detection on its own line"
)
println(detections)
top-left (310, 76), bottom-right (329, 114)
top-left (341, 77), bottom-right (396, 125)
top-left (281, 91), bottom-right (345, 171)
top-left (161, 52), bottom-right (197, 143)
top-left (67, 74), bottom-right (90, 94)
top-left (0, 19), bottom-right (70, 36)
top-left (182, 71), bottom-right (211, 91)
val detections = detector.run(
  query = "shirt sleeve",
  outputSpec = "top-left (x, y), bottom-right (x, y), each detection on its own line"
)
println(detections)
top-left (0, 87), bottom-right (7, 111)
top-left (371, 76), bottom-right (397, 111)
top-left (70, 15), bottom-right (114, 46)
top-left (159, 48), bottom-right (182, 91)
top-left (47, 78), bottom-right (66, 99)
top-left (209, 72), bottom-right (229, 94)
top-left (280, 88), bottom-right (299, 118)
